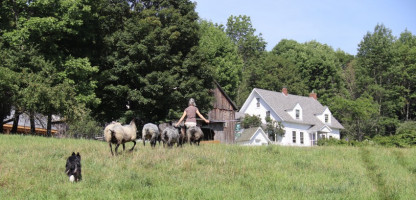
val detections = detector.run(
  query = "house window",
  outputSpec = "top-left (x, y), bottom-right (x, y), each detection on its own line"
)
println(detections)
top-left (325, 114), bottom-right (329, 123)
top-left (295, 109), bottom-right (300, 119)
top-left (256, 98), bottom-right (260, 107)
top-left (292, 131), bottom-right (296, 143)
top-left (300, 132), bottom-right (304, 144)
top-left (266, 111), bottom-right (270, 119)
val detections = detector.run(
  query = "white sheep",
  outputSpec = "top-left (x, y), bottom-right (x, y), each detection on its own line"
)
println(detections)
top-left (142, 123), bottom-right (159, 147)
top-left (104, 119), bottom-right (137, 156)
top-left (104, 121), bottom-right (121, 141)
top-left (186, 126), bottom-right (204, 146)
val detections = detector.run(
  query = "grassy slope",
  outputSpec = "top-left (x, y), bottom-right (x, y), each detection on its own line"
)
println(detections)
top-left (0, 135), bottom-right (415, 200)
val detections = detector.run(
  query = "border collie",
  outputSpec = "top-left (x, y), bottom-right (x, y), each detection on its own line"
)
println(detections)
top-left (65, 152), bottom-right (82, 182)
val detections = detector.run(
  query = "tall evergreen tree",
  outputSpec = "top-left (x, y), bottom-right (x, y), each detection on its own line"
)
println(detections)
top-left (96, 0), bottom-right (214, 123)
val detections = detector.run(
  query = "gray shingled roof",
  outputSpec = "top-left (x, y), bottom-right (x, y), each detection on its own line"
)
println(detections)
top-left (254, 88), bottom-right (344, 130)
top-left (235, 127), bottom-right (267, 143)
top-left (236, 127), bottom-right (258, 143)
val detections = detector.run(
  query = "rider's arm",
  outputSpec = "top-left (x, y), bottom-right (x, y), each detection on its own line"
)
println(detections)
top-left (196, 109), bottom-right (209, 123)
top-left (175, 111), bottom-right (187, 127)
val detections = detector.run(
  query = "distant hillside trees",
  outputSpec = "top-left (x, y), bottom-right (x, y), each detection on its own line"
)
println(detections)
top-left (354, 24), bottom-right (416, 137)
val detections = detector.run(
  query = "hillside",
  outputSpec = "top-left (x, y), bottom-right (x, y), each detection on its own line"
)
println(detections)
top-left (0, 135), bottom-right (415, 199)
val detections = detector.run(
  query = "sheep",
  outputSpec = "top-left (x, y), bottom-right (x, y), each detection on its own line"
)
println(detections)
top-left (186, 126), bottom-right (204, 146)
top-left (177, 125), bottom-right (186, 146)
top-left (168, 122), bottom-right (187, 145)
top-left (160, 126), bottom-right (182, 147)
top-left (104, 119), bottom-right (137, 156)
top-left (159, 122), bottom-right (185, 146)
top-left (142, 123), bottom-right (160, 147)
top-left (104, 121), bottom-right (121, 142)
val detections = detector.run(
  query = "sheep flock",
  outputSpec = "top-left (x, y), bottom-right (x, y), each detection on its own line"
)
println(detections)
top-left (103, 120), bottom-right (205, 155)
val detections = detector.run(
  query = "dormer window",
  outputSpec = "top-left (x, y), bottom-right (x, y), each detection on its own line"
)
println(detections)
top-left (296, 109), bottom-right (300, 119)
top-left (256, 98), bottom-right (260, 107)
top-left (325, 114), bottom-right (329, 123)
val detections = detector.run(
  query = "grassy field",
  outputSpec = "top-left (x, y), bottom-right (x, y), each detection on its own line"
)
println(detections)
top-left (0, 135), bottom-right (415, 200)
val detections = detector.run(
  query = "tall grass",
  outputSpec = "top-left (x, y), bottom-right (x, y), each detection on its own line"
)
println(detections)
top-left (0, 135), bottom-right (415, 199)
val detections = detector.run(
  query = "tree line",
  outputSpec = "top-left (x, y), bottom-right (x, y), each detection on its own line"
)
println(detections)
top-left (1, 0), bottom-right (415, 144)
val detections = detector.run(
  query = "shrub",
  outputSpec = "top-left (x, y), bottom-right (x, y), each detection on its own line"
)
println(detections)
top-left (317, 138), bottom-right (348, 146)
top-left (66, 112), bottom-right (102, 139)
top-left (241, 114), bottom-right (261, 128)
top-left (370, 121), bottom-right (416, 147)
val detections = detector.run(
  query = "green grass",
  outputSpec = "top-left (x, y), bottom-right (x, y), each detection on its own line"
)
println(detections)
top-left (1, 135), bottom-right (415, 199)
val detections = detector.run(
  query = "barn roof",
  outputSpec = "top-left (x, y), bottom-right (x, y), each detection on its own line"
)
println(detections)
top-left (214, 81), bottom-right (238, 111)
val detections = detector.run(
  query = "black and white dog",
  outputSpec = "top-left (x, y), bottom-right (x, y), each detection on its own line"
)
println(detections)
top-left (65, 152), bottom-right (82, 182)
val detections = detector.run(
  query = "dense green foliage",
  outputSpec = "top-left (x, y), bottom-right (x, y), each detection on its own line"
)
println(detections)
top-left (272, 40), bottom-right (351, 104)
top-left (225, 15), bottom-right (267, 105)
top-left (351, 24), bottom-right (416, 140)
top-left (96, 0), bottom-right (214, 123)
top-left (198, 20), bottom-right (243, 101)
top-left (265, 116), bottom-right (285, 141)
top-left (1, 1), bottom-right (415, 144)
top-left (1, 0), bottom-right (214, 134)
top-left (1, 135), bottom-right (416, 199)
top-left (241, 114), bottom-right (261, 128)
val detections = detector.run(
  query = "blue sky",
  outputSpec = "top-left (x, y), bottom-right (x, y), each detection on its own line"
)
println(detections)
top-left (193, 0), bottom-right (416, 55)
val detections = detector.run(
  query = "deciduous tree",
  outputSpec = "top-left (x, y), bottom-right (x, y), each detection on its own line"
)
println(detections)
top-left (198, 20), bottom-right (243, 102)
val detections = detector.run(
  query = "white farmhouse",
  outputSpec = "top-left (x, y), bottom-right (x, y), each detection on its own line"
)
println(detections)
top-left (239, 88), bottom-right (344, 146)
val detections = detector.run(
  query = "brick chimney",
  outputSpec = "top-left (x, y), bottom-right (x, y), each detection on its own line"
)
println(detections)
top-left (282, 87), bottom-right (288, 96)
top-left (309, 90), bottom-right (317, 100)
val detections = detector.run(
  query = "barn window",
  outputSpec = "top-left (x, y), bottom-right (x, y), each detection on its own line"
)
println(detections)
top-left (256, 98), bottom-right (260, 107)
top-left (292, 131), bottom-right (296, 143)
top-left (300, 132), bottom-right (304, 144)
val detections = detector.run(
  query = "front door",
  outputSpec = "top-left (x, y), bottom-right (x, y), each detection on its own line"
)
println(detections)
top-left (310, 132), bottom-right (317, 146)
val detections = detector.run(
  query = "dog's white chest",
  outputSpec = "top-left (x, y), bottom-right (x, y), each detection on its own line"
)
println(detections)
top-left (69, 175), bottom-right (75, 182)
